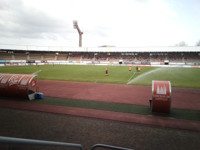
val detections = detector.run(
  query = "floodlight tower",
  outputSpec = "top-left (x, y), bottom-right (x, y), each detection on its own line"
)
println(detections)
top-left (73, 20), bottom-right (83, 47)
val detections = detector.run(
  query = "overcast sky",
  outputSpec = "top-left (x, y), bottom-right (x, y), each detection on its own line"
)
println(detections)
top-left (0, 0), bottom-right (200, 47)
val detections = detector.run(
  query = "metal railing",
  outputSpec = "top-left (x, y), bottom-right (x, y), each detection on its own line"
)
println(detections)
top-left (0, 136), bottom-right (83, 150)
top-left (91, 144), bottom-right (133, 150)
top-left (0, 136), bottom-right (133, 150)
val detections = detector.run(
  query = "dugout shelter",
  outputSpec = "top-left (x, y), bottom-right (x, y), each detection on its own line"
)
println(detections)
top-left (0, 73), bottom-right (38, 100)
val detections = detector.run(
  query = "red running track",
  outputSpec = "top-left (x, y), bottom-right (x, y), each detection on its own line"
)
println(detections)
top-left (38, 80), bottom-right (200, 111)
top-left (1, 80), bottom-right (200, 131)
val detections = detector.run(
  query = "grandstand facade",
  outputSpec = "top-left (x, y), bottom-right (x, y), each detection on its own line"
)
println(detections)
top-left (0, 46), bottom-right (200, 66)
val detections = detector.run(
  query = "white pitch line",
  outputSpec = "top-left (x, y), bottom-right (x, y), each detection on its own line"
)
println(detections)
top-left (127, 67), bottom-right (164, 85)
top-left (32, 70), bottom-right (42, 75)
top-left (127, 72), bottom-right (136, 84)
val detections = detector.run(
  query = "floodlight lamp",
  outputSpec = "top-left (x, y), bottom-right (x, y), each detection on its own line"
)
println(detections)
top-left (73, 20), bottom-right (78, 28)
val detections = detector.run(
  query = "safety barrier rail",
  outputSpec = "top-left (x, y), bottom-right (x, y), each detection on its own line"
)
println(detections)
top-left (0, 136), bottom-right (133, 150)
top-left (91, 144), bottom-right (133, 150)
top-left (0, 136), bottom-right (83, 150)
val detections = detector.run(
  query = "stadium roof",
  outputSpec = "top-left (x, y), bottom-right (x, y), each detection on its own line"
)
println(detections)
top-left (0, 44), bottom-right (200, 52)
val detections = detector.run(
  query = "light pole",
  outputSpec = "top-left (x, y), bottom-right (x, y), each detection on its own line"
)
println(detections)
top-left (73, 21), bottom-right (83, 47)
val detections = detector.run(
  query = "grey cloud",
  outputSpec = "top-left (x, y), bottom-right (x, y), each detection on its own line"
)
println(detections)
top-left (0, 0), bottom-right (72, 41)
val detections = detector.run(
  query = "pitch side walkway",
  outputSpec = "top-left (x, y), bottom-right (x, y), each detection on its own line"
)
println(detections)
top-left (0, 100), bottom-right (200, 132)
top-left (38, 80), bottom-right (200, 111)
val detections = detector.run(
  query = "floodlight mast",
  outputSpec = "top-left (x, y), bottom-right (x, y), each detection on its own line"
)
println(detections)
top-left (73, 21), bottom-right (83, 47)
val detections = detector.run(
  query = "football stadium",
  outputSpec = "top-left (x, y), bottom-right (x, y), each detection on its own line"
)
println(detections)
top-left (0, 45), bottom-right (200, 150)
top-left (1, 0), bottom-right (200, 149)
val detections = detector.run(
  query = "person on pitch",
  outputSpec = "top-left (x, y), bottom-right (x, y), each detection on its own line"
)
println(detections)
top-left (136, 66), bottom-right (138, 72)
top-left (129, 67), bottom-right (132, 72)
top-left (138, 66), bottom-right (141, 72)
top-left (105, 67), bottom-right (109, 76)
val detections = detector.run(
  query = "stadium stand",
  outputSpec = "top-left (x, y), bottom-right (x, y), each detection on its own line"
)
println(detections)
top-left (0, 51), bottom-right (13, 60)
top-left (14, 52), bottom-right (28, 60)
top-left (135, 53), bottom-right (150, 62)
top-left (168, 52), bottom-right (183, 62)
top-left (121, 53), bottom-right (134, 62)
top-left (29, 52), bottom-right (42, 60)
top-left (68, 52), bottom-right (82, 61)
top-left (150, 53), bottom-right (167, 62)
top-left (0, 46), bottom-right (200, 66)
top-left (43, 52), bottom-right (56, 61)
top-left (95, 52), bottom-right (108, 61)
top-left (107, 52), bottom-right (121, 61)
top-left (82, 52), bottom-right (95, 61)
top-left (57, 53), bottom-right (68, 60)
top-left (184, 52), bottom-right (200, 62)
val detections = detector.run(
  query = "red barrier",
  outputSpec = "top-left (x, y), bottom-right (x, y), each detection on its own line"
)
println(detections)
top-left (151, 80), bottom-right (171, 113)
top-left (0, 74), bottom-right (37, 100)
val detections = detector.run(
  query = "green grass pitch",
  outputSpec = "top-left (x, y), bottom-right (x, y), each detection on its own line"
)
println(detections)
top-left (0, 65), bottom-right (200, 88)
top-left (1, 65), bottom-right (200, 121)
